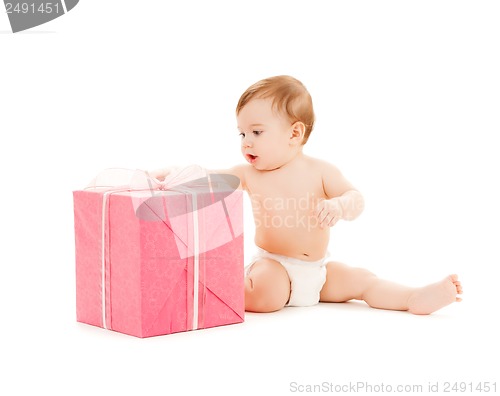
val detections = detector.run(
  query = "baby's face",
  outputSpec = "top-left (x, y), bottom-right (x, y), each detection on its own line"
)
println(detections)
top-left (237, 98), bottom-right (295, 171)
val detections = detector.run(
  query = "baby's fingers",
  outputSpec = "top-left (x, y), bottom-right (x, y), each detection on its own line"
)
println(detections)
top-left (327, 215), bottom-right (340, 227)
top-left (314, 200), bottom-right (326, 218)
top-left (314, 201), bottom-right (324, 217)
top-left (318, 213), bottom-right (329, 228)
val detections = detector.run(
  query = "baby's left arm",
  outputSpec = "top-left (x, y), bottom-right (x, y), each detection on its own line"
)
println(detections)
top-left (315, 161), bottom-right (365, 228)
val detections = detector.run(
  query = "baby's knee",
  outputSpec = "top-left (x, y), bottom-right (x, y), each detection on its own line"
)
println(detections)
top-left (245, 282), bottom-right (288, 312)
top-left (354, 267), bottom-right (377, 280)
top-left (244, 259), bottom-right (290, 312)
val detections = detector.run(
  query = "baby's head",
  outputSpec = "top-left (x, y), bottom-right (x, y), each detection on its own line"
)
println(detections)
top-left (236, 76), bottom-right (315, 170)
top-left (237, 75), bottom-right (315, 144)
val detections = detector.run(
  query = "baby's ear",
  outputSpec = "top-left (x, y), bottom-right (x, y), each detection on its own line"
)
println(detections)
top-left (290, 121), bottom-right (306, 145)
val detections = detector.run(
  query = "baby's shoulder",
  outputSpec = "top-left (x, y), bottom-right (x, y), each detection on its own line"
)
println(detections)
top-left (303, 155), bottom-right (341, 175)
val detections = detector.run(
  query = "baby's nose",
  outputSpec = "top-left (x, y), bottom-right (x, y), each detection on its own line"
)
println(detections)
top-left (242, 137), bottom-right (253, 148)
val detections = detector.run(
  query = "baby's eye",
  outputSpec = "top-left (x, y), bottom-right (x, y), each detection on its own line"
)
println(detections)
top-left (253, 130), bottom-right (263, 136)
top-left (239, 132), bottom-right (245, 138)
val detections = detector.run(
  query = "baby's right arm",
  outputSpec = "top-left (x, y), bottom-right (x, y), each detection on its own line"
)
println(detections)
top-left (208, 164), bottom-right (247, 190)
top-left (147, 164), bottom-right (247, 189)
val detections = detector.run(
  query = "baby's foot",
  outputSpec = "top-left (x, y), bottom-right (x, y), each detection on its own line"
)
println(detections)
top-left (407, 274), bottom-right (463, 315)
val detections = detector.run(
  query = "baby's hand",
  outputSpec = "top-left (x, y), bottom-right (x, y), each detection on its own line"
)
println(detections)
top-left (146, 167), bottom-right (174, 182)
top-left (315, 198), bottom-right (344, 228)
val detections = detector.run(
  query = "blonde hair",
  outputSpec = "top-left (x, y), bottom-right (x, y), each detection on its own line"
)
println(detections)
top-left (236, 75), bottom-right (315, 144)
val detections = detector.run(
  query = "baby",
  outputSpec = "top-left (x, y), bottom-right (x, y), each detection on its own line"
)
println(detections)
top-left (152, 75), bottom-right (462, 314)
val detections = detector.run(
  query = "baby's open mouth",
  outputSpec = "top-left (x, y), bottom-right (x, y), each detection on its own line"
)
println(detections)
top-left (246, 154), bottom-right (258, 163)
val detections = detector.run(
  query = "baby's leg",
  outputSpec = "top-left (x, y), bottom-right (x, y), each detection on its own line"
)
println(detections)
top-left (245, 258), bottom-right (291, 313)
top-left (320, 261), bottom-right (462, 314)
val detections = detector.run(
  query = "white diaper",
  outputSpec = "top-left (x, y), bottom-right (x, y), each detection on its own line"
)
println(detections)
top-left (247, 247), bottom-right (329, 307)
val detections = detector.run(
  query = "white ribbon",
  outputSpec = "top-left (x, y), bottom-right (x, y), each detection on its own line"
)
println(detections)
top-left (191, 194), bottom-right (200, 330)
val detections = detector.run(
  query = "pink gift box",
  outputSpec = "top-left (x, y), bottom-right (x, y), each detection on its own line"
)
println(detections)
top-left (73, 172), bottom-right (244, 338)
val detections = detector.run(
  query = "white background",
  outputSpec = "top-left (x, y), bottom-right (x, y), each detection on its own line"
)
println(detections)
top-left (1, 1), bottom-right (499, 395)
